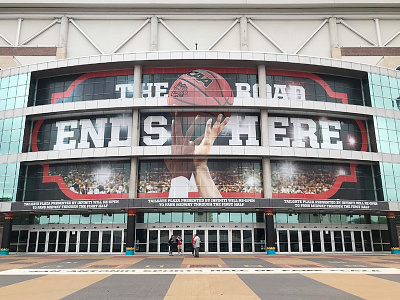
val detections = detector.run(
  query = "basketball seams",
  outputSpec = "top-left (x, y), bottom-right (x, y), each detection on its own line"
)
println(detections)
top-left (168, 69), bottom-right (234, 107)
top-left (179, 76), bottom-right (222, 106)
top-left (203, 70), bottom-right (233, 106)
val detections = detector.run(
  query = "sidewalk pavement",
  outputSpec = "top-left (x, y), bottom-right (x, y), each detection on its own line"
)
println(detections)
top-left (1, 254), bottom-right (400, 299)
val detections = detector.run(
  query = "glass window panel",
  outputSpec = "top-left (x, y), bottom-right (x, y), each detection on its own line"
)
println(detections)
top-left (194, 212), bottom-right (206, 222)
top-left (242, 212), bottom-right (253, 223)
top-left (148, 212), bottom-right (160, 223)
top-left (320, 214), bottom-right (331, 224)
top-left (91, 214), bottom-right (102, 224)
top-left (160, 212), bottom-right (172, 223)
top-left (207, 212), bottom-right (218, 222)
top-left (49, 215), bottom-right (59, 224)
top-left (69, 215), bottom-right (80, 224)
top-left (102, 214), bottom-right (113, 224)
top-left (275, 213), bottom-right (287, 223)
top-left (59, 214), bottom-right (70, 224)
top-left (80, 214), bottom-right (90, 224)
top-left (39, 215), bottom-right (50, 224)
top-left (218, 212), bottom-right (229, 223)
top-left (229, 212), bottom-right (241, 223)
top-left (287, 213), bottom-right (299, 223)
top-left (182, 212), bottom-right (194, 223)
top-left (113, 213), bottom-right (125, 224)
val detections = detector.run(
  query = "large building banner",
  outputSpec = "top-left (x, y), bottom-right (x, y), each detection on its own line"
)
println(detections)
top-left (20, 161), bottom-right (131, 201)
top-left (30, 114), bottom-right (132, 152)
top-left (268, 114), bottom-right (368, 151)
top-left (271, 161), bottom-right (376, 200)
top-left (34, 68), bottom-right (363, 106)
top-left (140, 112), bottom-right (260, 147)
top-left (138, 160), bottom-right (263, 198)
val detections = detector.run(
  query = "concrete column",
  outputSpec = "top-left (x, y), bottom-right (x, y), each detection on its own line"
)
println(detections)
top-left (126, 208), bottom-right (137, 255)
top-left (260, 110), bottom-right (269, 148)
top-left (133, 64), bottom-right (142, 99)
top-left (328, 17), bottom-right (341, 59)
top-left (386, 212), bottom-right (400, 254)
top-left (129, 64), bottom-right (142, 199)
top-left (258, 64), bottom-right (267, 99)
top-left (259, 64), bottom-right (272, 198)
top-left (240, 16), bottom-right (249, 51)
top-left (56, 16), bottom-right (69, 59)
top-left (150, 16), bottom-right (158, 51)
top-left (263, 157), bottom-right (272, 198)
top-left (0, 212), bottom-right (14, 255)
top-left (264, 208), bottom-right (276, 255)
top-left (129, 109), bottom-right (139, 198)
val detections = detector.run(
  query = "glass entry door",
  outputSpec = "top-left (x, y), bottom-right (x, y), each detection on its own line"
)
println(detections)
top-left (277, 229), bottom-right (373, 253)
top-left (143, 228), bottom-right (256, 254)
top-left (27, 229), bottom-right (125, 253)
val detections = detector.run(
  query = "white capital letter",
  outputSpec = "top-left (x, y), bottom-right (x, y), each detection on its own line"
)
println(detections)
top-left (78, 118), bottom-right (107, 149)
top-left (320, 120), bottom-right (343, 149)
top-left (228, 115), bottom-right (259, 145)
top-left (141, 83), bottom-right (154, 97)
top-left (154, 82), bottom-right (169, 97)
top-left (53, 120), bottom-right (78, 150)
top-left (268, 117), bottom-right (290, 147)
top-left (108, 116), bottom-right (132, 147)
top-left (235, 83), bottom-right (251, 98)
top-left (273, 84), bottom-right (288, 100)
top-left (142, 116), bottom-right (169, 146)
top-left (291, 118), bottom-right (319, 148)
top-left (115, 84), bottom-right (133, 98)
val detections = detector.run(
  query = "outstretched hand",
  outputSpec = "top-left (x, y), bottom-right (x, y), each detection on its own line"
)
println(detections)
top-left (194, 114), bottom-right (230, 157)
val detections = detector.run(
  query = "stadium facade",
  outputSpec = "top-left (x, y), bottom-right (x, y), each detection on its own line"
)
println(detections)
top-left (0, 1), bottom-right (400, 255)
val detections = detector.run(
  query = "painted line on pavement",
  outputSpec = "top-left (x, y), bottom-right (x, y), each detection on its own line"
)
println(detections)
top-left (1, 268), bottom-right (400, 275)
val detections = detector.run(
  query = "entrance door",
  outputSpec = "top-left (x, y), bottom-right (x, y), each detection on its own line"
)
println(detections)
top-left (184, 230), bottom-right (194, 253)
top-left (208, 230), bottom-right (218, 252)
top-left (144, 228), bottom-right (257, 254)
top-left (219, 230), bottom-right (229, 252)
top-left (26, 229), bottom-right (125, 253)
top-left (90, 231), bottom-right (99, 252)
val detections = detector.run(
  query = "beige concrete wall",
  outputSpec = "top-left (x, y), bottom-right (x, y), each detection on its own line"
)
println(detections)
top-left (0, 56), bottom-right (18, 69)
top-left (379, 56), bottom-right (400, 69)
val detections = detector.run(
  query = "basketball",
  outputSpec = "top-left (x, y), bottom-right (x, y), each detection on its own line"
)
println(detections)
top-left (167, 69), bottom-right (234, 106)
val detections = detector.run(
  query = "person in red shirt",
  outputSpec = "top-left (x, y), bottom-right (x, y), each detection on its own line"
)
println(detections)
top-left (191, 234), bottom-right (195, 256)
top-left (176, 235), bottom-right (183, 255)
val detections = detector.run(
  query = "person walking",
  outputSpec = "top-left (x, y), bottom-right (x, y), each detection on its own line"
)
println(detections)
top-left (176, 235), bottom-right (183, 255)
top-left (191, 234), bottom-right (196, 256)
top-left (193, 233), bottom-right (201, 258)
top-left (168, 235), bottom-right (174, 256)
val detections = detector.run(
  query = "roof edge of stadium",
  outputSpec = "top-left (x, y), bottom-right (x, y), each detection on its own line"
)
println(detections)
top-left (0, 51), bottom-right (398, 80)
top-left (1, 0), bottom-right (400, 10)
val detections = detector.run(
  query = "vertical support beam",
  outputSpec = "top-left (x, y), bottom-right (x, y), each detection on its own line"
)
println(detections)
top-left (259, 64), bottom-right (272, 199)
top-left (374, 18), bottom-right (383, 47)
top-left (1, 212), bottom-right (14, 255)
top-left (240, 16), bottom-right (248, 51)
top-left (56, 16), bottom-right (69, 59)
top-left (328, 17), bottom-right (341, 59)
top-left (129, 157), bottom-right (138, 199)
top-left (265, 208), bottom-right (275, 255)
top-left (150, 16), bottom-right (158, 51)
top-left (258, 64), bottom-right (267, 99)
top-left (126, 208), bottom-right (137, 255)
top-left (263, 157), bottom-right (272, 198)
top-left (386, 212), bottom-right (400, 254)
top-left (133, 64), bottom-right (142, 99)
top-left (15, 18), bottom-right (23, 47)
top-left (129, 64), bottom-right (142, 199)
